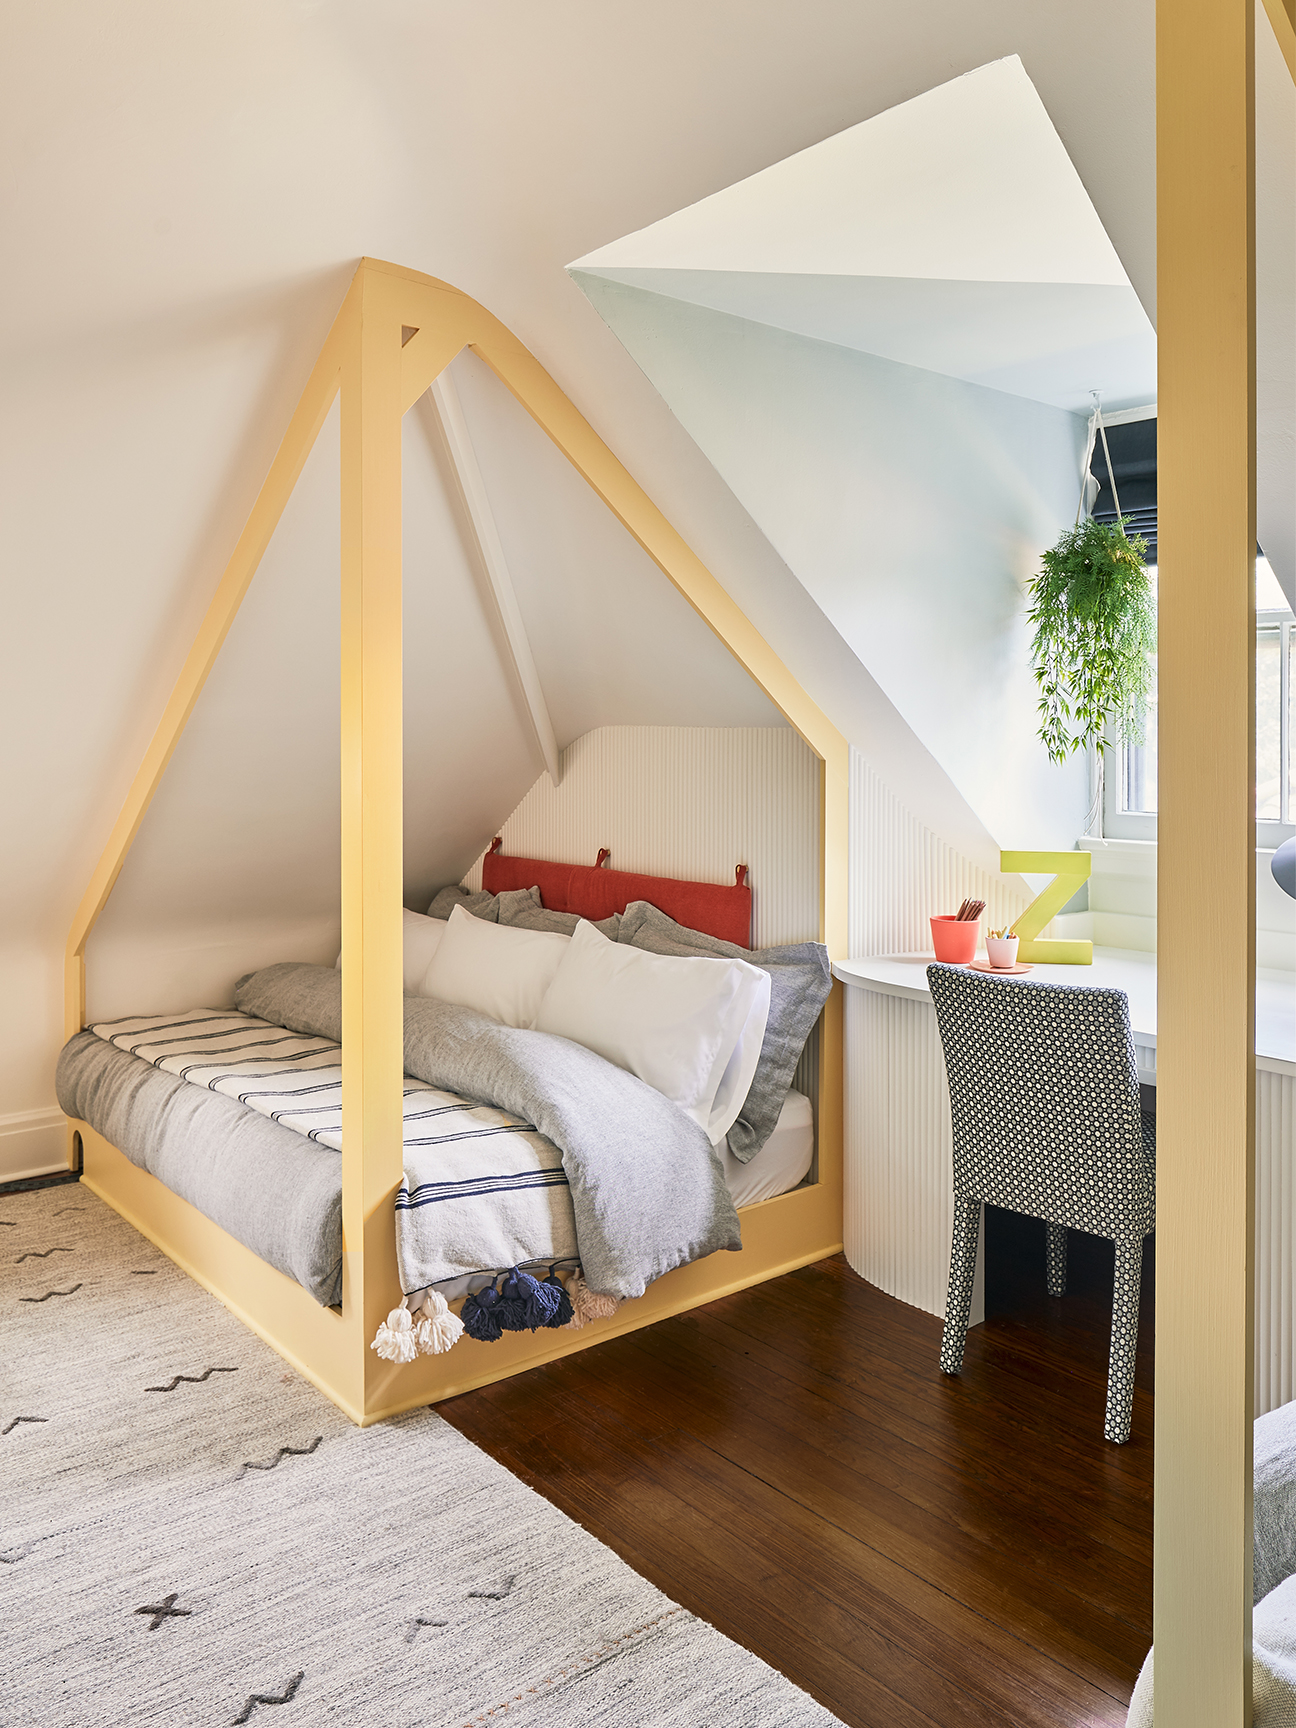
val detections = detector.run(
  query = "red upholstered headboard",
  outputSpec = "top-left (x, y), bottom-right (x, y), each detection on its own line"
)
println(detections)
top-left (481, 841), bottom-right (752, 948)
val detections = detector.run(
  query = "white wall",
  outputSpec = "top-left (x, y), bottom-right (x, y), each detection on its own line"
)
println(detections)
top-left (848, 747), bottom-right (1031, 955)
top-left (1073, 838), bottom-right (1296, 972)
top-left (460, 725), bottom-right (819, 950)
top-left (573, 278), bottom-right (1091, 855)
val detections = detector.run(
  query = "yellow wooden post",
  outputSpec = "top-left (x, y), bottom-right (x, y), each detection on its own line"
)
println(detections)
top-left (339, 265), bottom-right (408, 1418)
top-left (1156, 0), bottom-right (1257, 1720)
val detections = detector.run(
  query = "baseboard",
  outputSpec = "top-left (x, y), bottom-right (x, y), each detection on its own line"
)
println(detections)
top-left (0, 1108), bottom-right (67, 1180)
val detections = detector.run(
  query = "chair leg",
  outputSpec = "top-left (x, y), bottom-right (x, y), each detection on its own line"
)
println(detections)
top-left (1105, 1235), bottom-right (1145, 1444)
top-left (1046, 1222), bottom-right (1067, 1297)
top-left (939, 1196), bottom-right (982, 1375)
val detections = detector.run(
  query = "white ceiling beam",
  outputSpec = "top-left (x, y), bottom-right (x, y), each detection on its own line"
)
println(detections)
top-left (430, 368), bottom-right (561, 785)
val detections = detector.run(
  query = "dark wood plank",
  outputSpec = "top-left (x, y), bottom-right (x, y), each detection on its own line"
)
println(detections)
top-left (440, 1212), bottom-right (1152, 1728)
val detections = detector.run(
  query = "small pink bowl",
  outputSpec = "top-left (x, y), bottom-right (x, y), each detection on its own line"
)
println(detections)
top-left (930, 915), bottom-right (979, 965)
top-left (985, 934), bottom-right (1020, 970)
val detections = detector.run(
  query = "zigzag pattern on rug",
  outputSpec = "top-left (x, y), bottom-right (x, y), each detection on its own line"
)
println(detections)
top-left (231, 1671), bottom-right (305, 1724)
top-left (145, 1368), bottom-right (239, 1393)
top-left (235, 1436), bottom-right (323, 1480)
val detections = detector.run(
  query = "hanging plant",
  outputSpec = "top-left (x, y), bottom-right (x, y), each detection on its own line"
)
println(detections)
top-left (1028, 514), bottom-right (1156, 765)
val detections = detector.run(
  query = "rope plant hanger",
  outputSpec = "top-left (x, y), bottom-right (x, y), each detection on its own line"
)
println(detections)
top-left (1027, 394), bottom-right (1156, 791)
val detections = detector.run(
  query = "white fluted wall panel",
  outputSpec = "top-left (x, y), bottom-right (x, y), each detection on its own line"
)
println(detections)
top-left (845, 986), bottom-right (983, 1324)
top-left (847, 746), bottom-right (1030, 956)
top-left (1257, 1069), bottom-right (1296, 1417)
top-left (463, 726), bottom-right (820, 949)
top-left (844, 744), bottom-right (1011, 1307)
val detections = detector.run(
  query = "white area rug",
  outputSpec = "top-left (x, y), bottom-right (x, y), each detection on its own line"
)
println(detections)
top-left (1, 1184), bottom-right (842, 1726)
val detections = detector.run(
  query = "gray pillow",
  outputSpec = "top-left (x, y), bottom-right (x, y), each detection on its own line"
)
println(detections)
top-left (1255, 1399), bottom-right (1296, 1605)
top-left (425, 885), bottom-right (500, 922)
top-left (499, 897), bottom-right (622, 942)
top-left (617, 900), bottom-right (831, 1162)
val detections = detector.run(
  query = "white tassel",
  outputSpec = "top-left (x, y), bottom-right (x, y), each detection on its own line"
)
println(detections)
top-left (413, 1290), bottom-right (464, 1356)
top-left (371, 1297), bottom-right (418, 1364)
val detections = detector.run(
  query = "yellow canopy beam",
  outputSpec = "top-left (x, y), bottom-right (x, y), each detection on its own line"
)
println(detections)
top-left (62, 258), bottom-right (848, 1423)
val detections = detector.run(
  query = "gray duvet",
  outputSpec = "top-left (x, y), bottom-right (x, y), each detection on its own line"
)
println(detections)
top-left (56, 1031), bottom-right (344, 1305)
top-left (56, 961), bottom-right (742, 1310)
top-left (237, 963), bottom-right (741, 1300)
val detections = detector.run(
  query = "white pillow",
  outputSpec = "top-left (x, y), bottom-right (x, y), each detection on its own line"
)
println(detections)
top-left (419, 903), bottom-right (570, 1028)
top-left (334, 909), bottom-right (449, 995)
top-left (533, 920), bottom-right (771, 1142)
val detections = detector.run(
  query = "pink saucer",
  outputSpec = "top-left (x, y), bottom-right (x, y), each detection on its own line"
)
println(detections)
top-left (968, 959), bottom-right (1033, 976)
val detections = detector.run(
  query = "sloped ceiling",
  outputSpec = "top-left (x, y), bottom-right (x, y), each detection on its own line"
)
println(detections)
top-left (2, 0), bottom-right (1292, 1109)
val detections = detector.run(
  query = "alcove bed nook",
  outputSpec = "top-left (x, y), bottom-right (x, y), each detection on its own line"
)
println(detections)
top-left (61, 258), bottom-right (848, 1426)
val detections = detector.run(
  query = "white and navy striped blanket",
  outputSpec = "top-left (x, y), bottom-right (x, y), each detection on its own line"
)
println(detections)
top-left (89, 1010), bottom-right (577, 1292)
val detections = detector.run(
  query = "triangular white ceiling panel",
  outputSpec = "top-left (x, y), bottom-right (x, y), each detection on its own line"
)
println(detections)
top-left (572, 56), bottom-right (1157, 414)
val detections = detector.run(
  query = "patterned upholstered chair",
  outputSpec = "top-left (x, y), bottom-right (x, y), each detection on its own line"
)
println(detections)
top-left (927, 962), bottom-right (1156, 1444)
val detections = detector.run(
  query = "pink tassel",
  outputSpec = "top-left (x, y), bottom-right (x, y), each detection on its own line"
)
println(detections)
top-left (562, 1270), bottom-right (621, 1329)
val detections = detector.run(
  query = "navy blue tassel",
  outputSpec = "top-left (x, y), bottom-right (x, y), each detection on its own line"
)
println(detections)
top-left (542, 1271), bottom-right (574, 1328)
top-left (495, 1267), bottom-right (562, 1332)
top-left (493, 1270), bottom-right (531, 1332)
top-left (516, 1268), bottom-right (564, 1330)
top-left (461, 1283), bottom-right (504, 1342)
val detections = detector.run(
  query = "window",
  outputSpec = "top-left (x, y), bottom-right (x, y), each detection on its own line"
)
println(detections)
top-left (1104, 557), bottom-right (1296, 843)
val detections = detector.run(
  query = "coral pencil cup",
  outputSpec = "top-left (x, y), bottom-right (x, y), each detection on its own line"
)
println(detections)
top-left (930, 915), bottom-right (979, 964)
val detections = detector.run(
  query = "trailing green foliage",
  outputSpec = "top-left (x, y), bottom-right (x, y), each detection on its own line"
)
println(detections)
top-left (1028, 516), bottom-right (1156, 765)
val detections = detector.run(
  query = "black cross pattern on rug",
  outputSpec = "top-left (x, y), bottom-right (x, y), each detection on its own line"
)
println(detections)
top-left (0, 1542), bottom-right (37, 1565)
top-left (231, 1671), bottom-right (304, 1723)
top-left (2, 1415), bottom-right (48, 1436)
top-left (135, 1593), bottom-right (192, 1631)
top-left (404, 1615), bottom-right (450, 1644)
top-left (236, 1436), bottom-right (322, 1479)
top-left (19, 1285), bottom-right (82, 1302)
top-left (15, 1247), bottom-right (71, 1263)
top-left (0, 1219), bottom-right (18, 1227)
top-left (53, 1207), bottom-right (85, 1216)
top-left (132, 1269), bottom-right (157, 1275)
top-left (467, 1575), bottom-right (517, 1601)
top-left (146, 1367), bottom-right (238, 1393)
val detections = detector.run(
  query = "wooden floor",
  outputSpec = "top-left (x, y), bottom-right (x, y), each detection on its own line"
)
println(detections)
top-left (440, 1209), bottom-right (1153, 1727)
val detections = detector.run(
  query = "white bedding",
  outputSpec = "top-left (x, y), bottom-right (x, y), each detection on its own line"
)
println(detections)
top-left (722, 1088), bottom-right (814, 1207)
top-left (421, 1089), bottom-right (815, 1305)
top-left (89, 1010), bottom-right (812, 1299)
top-left (89, 1009), bottom-right (577, 1291)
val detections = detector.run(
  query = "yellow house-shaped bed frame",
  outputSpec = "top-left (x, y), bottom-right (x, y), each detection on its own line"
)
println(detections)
top-left (62, 257), bottom-right (849, 1427)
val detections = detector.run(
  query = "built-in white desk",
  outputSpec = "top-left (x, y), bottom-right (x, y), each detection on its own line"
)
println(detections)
top-left (831, 946), bottom-right (1296, 1411)
top-left (832, 946), bottom-right (1296, 1079)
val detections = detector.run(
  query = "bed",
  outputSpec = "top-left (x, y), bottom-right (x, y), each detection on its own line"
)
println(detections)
top-left (59, 261), bottom-right (848, 1425)
top-left (57, 865), bottom-right (822, 1314)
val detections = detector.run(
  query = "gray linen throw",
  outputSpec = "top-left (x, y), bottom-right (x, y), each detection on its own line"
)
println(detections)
top-left (56, 1031), bottom-right (343, 1304)
top-left (236, 963), bottom-right (741, 1299)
